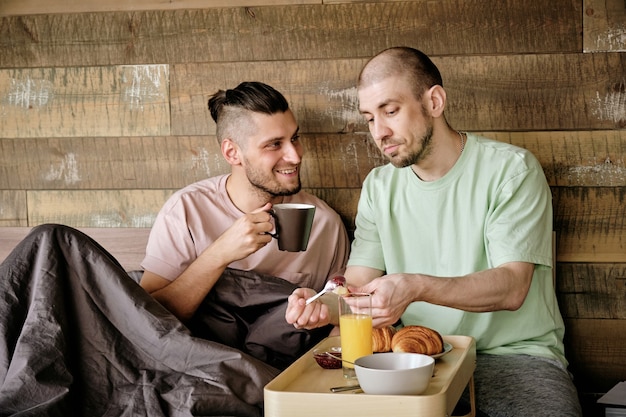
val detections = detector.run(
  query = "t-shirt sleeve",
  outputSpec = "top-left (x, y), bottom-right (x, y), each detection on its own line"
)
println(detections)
top-left (328, 214), bottom-right (351, 277)
top-left (485, 153), bottom-right (553, 269)
top-left (347, 172), bottom-right (387, 271)
top-left (140, 195), bottom-right (198, 281)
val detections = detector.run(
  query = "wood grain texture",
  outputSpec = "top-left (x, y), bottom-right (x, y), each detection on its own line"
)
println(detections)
top-left (170, 53), bottom-right (626, 136)
top-left (0, 226), bottom-right (150, 272)
top-left (0, 134), bottom-right (383, 190)
top-left (0, 1), bottom-right (581, 68)
top-left (0, 136), bottom-right (228, 189)
top-left (18, 188), bottom-right (359, 232)
top-left (1, 130), bottom-right (625, 191)
top-left (18, 184), bottom-right (626, 263)
top-left (170, 60), bottom-right (366, 135)
top-left (583, 0), bottom-right (626, 52)
top-left (0, 0), bottom-right (319, 16)
top-left (553, 187), bottom-right (626, 263)
top-left (0, 190), bottom-right (27, 226)
top-left (1, 133), bottom-right (625, 261)
top-left (564, 318), bottom-right (626, 393)
top-left (302, 134), bottom-right (385, 188)
top-left (27, 190), bottom-right (174, 227)
top-left (557, 263), bottom-right (626, 319)
top-left (441, 52), bottom-right (626, 131)
top-left (0, 65), bottom-right (170, 138)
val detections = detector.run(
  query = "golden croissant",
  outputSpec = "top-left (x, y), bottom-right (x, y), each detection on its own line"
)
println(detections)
top-left (372, 326), bottom-right (396, 353)
top-left (390, 325), bottom-right (444, 356)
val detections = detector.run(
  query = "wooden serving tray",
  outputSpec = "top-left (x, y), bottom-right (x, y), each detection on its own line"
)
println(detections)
top-left (264, 335), bottom-right (476, 417)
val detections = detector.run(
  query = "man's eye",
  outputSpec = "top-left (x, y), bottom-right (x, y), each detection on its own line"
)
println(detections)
top-left (291, 135), bottom-right (300, 142)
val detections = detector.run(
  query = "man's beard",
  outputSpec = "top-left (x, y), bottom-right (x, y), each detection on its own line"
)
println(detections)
top-left (388, 125), bottom-right (433, 168)
top-left (244, 163), bottom-right (301, 197)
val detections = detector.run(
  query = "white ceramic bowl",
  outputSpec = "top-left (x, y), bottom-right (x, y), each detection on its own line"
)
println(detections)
top-left (354, 352), bottom-right (435, 395)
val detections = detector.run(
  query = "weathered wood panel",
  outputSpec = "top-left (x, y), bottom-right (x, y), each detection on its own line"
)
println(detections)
top-left (439, 53), bottom-right (626, 131)
top-left (20, 188), bottom-right (360, 232)
top-left (1, 133), bottom-right (626, 263)
top-left (0, 65), bottom-right (170, 138)
top-left (0, 136), bottom-right (228, 189)
top-left (27, 190), bottom-right (174, 227)
top-left (1, 137), bottom-right (625, 261)
top-left (170, 60), bottom-right (365, 135)
top-left (0, 134), bottom-right (383, 190)
top-left (557, 263), bottom-right (626, 319)
top-left (302, 134), bottom-right (384, 188)
top-left (171, 53), bottom-right (626, 136)
top-left (2, 55), bottom-right (622, 140)
top-left (0, 1), bottom-right (582, 68)
top-left (1, 131), bottom-right (625, 191)
top-left (583, 0), bottom-right (626, 52)
top-left (553, 187), bottom-right (626, 263)
top-left (0, 190), bottom-right (27, 226)
top-left (0, 226), bottom-right (150, 272)
top-left (564, 318), bottom-right (626, 393)
top-left (0, 0), bottom-right (319, 16)
top-left (15, 185), bottom-right (626, 260)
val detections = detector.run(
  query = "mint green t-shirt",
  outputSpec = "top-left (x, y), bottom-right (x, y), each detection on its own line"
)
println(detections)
top-left (348, 133), bottom-right (567, 366)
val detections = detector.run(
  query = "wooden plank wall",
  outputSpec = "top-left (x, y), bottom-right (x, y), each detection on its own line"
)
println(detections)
top-left (1, 0), bottom-right (625, 413)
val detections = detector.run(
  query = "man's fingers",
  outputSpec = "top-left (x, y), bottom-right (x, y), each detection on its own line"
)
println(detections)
top-left (250, 202), bottom-right (273, 214)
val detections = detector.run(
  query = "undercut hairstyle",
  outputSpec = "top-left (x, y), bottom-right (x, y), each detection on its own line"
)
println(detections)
top-left (358, 47), bottom-right (443, 100)
top-left (207, 81), bottom-right (290, 145)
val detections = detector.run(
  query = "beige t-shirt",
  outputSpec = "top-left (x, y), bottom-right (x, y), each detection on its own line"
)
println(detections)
top-left (141, 174), bottom-right (349, 291)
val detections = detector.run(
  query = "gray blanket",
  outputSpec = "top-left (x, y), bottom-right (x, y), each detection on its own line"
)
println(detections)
top-left (0, 224), bottom-right (329, 416)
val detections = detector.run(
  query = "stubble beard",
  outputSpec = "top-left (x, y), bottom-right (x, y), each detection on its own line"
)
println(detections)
top-left (244, 163), bottom-right (302, 198)
top-left (388, 125), bottom-right (434, 168)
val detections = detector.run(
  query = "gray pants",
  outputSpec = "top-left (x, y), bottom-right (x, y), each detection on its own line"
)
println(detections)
top-left (458, 354), bottom-right (582, 417)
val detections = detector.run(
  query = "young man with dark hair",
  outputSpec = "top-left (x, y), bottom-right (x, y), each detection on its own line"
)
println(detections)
top-left (141, 81), bottom-right (349, 321)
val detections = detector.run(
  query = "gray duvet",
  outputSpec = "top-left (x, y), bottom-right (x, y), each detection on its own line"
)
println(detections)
top-left (0, 224), bottom-right (329, 416)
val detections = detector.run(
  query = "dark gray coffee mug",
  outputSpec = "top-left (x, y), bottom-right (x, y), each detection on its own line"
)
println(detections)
top-left (268, 203), bottom-right (316, 252)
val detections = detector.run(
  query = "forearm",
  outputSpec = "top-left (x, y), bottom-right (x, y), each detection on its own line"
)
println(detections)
top-left (343, 265), bottom-right (384, 287)
top-left (146, 247), bottom-right (232, 321)
top-left (150, 269), bottom-right (223, 321)
top-left (410, 262), bottom-right (534, 312)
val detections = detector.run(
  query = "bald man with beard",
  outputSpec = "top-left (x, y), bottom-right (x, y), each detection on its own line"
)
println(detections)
top-left (287, 48), bottom-right (582, 417)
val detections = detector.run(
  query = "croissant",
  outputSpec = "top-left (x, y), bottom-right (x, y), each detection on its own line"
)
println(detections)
top-left (372, 326), bottom-right (396, 352)
top-left (391, 325), bottom-right (444, 356)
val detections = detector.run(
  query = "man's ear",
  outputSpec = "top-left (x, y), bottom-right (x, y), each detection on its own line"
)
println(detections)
top-left (221, 138), bottom-right (242, 165)
top-left (425, 85), bottom-right (446, 118)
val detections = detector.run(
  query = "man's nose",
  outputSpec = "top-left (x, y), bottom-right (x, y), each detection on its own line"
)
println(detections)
top-left (282, 142), bottom-right (302, 163)
top-left (371, 120), bottom-right (392, 142)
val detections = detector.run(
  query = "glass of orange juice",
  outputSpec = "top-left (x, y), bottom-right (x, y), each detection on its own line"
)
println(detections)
top-left (339, 292), bottom-right (372, 379)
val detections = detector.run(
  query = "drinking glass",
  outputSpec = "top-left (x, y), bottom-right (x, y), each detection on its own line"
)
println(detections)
top-left (339, 292), bottom-right (373, 379)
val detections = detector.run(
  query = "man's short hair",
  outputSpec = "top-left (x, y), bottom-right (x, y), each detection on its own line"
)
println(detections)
top-left (359, 47), bottom-right (443, 100)
top-left (208, 82), bottom-right (289, 144)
